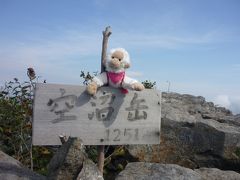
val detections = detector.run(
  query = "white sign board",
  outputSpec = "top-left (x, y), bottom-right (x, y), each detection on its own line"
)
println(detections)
top-left (33, 83), bottom-right (161, 145)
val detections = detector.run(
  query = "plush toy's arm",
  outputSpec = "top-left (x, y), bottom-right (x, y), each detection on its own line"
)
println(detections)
top-left (92, 72), bottom-right (108, 87)
top-left (87, 72), bottom-right (107, 95)
top-left (122, 76), bottom-right (145, 91)
top-left (122, 76), bottom-right (137, 89)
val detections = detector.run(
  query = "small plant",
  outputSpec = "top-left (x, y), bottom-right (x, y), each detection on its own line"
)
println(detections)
top-left (80, 71), bottom-right (98, 85)
top-left (142, 80), bottom-right (156, 89)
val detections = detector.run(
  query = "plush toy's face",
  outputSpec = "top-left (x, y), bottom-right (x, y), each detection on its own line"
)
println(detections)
top-left (106, 48), bottom-right (130, 73)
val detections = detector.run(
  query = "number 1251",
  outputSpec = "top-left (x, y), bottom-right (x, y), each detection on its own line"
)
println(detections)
top-left (105, 128), bottom-right (139, 142)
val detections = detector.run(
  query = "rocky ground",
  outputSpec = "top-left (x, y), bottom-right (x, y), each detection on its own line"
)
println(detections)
top-left (127, 92), bottom-right (240, 172)
top-left (0, 92), bottom-right (240, 179)
top-left (116, 162), bottom-right (240, 180)
top-left (0, 150), bottom-right (46, 180)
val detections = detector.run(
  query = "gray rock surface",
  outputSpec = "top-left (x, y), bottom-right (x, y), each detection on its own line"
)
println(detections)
top-left (0, 150), bottom-right (46, 180)
top-left (47, 137), bottom-right (86, 180)
top-left (47, 137), bottom-right (103, 180)
top-left (116, 162), bottom-right (202, 180)
top-left (116, 162), bottom-right (240, 180)
top-left (195, 168), bottom-right (240, 180)
top-left (76, 159), bottom-right (103, 180)
top-left (127, 92), bottom-right (240, 171)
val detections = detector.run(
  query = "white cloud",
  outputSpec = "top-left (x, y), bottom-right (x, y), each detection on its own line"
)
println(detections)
top-left (112, 30), bottom-right (221, 50)
top-left (0, 29), bottom-right (219, 71)
top-left (212, 95), bottom-right (240, 115)
top-left (229, 97), bottom-right (240, 115)
top-left (0, 30), bottom-right (103, 85)
top-left (0, 27), bottom-right (226, 87)
top-left (214, 95), bottom-right (231, 108)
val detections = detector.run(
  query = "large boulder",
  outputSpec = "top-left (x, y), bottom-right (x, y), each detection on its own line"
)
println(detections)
top-left (116, 162), bottom-right (240, 180)
top-left (47, 137), bottom-right (103, 180)
top-left (76, 159), bottom-right (103, 180)
top-left (0, 150), bottom-right (46, 180)
top-left (116, 162), bottom-right (202, 180)
top-left (195, 168), bottom-right (240, 180)
top-left (127, 92), bottom-right (240, 171)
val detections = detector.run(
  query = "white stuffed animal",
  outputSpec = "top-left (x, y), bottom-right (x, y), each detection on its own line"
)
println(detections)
top-left (87, 48), bottom-right (145, 95)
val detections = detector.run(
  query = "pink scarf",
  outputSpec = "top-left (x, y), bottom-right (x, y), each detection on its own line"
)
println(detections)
top-left (107, 72), bottom-right (125, 84)
top-left (107, 72), bottom-right (128, 94)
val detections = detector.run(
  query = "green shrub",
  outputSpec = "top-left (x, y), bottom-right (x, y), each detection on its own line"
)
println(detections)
top-left (0, 68), bottom-right (53, 174)
top-left (0, 77), bottom-right (33, 164)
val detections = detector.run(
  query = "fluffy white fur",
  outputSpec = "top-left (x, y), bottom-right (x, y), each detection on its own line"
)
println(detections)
top-left (93, 48), bottom-right (137, 88)
top-left (105, 48), bottom-right (130, 73)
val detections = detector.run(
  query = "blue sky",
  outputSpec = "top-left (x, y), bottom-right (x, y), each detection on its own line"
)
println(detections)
top-left (0, 0), bottom-right (240, 114)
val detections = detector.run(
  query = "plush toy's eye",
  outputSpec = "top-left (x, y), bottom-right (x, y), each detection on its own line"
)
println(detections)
top-left (119, 59), bottom-right (122, 61)
top-left (111, 56), bottom-right (114, 59)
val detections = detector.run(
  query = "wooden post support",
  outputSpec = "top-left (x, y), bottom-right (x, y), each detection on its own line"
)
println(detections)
top-left (98, 26), bottom-right (112, 175)
top-left (101, 26), bottom-right (112, 73)
top-left (97, 145), bottom-right (105, 175)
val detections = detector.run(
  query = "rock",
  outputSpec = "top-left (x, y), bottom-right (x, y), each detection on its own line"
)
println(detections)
top-left (195, 168), bottom-right (240, 180)
top-left (47, 137), bottom-right (87, 180)
top-left (235, 114), bottom-right (240, 119)
top-left (127, 92), bottom-right (240, 172)
top-left (47, 137), bottom-right (102, 180)
top-left (76, 159), bottom-right (103, 180)
top-left (0, 150), bottom-right (23, 166)
top-left (0, 150), bottom-right (46, 180)
top-left (116, 162), bottom-right (202, 180)
top-left (116, 162), bottom-right (240, 180)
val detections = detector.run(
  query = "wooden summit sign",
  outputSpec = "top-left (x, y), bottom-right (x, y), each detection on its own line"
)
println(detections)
top-left (33, 83), bottom-right (161, 145)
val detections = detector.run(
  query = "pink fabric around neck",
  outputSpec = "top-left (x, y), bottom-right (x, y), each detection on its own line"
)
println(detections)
top-left (107, 72), bottom-right (125, 84)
